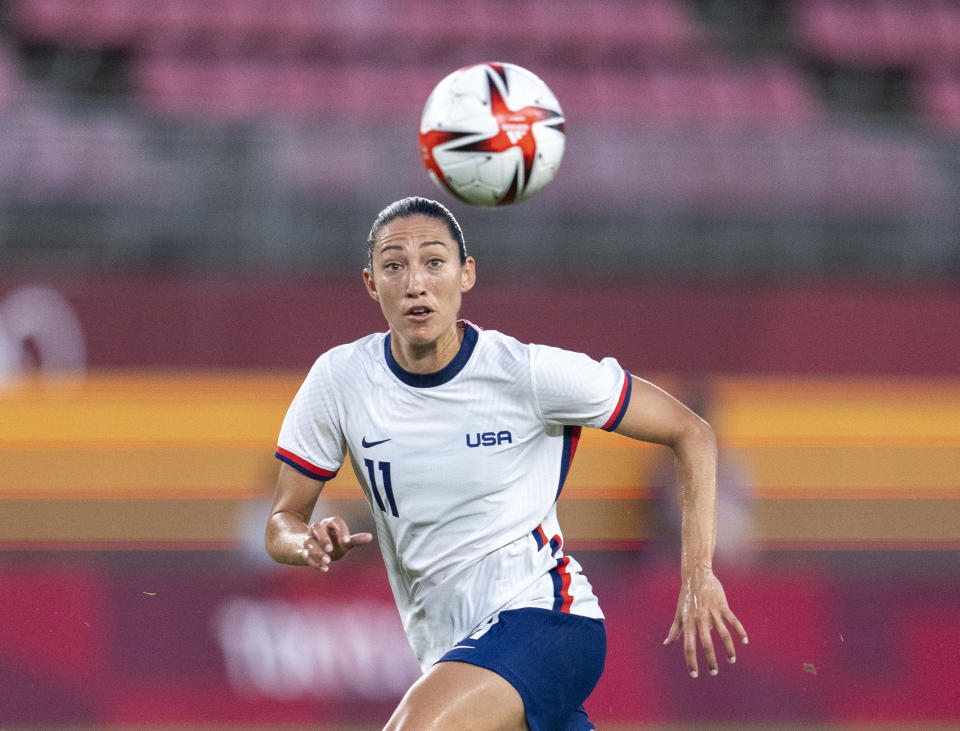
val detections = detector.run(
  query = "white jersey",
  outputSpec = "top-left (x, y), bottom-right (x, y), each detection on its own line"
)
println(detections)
top-left (276, 321), bottom-right (632, 671)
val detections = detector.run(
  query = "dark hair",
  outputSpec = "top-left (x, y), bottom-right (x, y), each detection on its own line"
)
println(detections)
top-left (366, 197), bottom-right (467, 270)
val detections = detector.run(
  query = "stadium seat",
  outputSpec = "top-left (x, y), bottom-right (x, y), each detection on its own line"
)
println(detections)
top-left (791, 0), bottom-right (960, 68)
top-left (13, 0), bottom-right (82, 43)
top-left (0, 103), bottom-right (146, 202)
top-left (588, 0), bottom-right (702, 56)
top-left (916, 73), bottom-right (960, 135)
top-left (12, 0), bottom-right (708, 63)
top-left (131, 41), bottom-right (820, 128)
top-left (67, 0), bottom-right (140, 47)
top-left (0, 43), bottom-right (21, 108)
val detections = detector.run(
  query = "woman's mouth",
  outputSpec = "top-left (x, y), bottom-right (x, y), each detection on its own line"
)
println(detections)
top-left (406, 306), bottom-right (432, 320)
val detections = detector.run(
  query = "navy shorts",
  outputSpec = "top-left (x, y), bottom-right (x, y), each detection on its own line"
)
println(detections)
top-left (437, 608), bottom-right (606, 731)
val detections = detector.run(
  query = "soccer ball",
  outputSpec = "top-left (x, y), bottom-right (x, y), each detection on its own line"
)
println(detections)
top-left (418, 62), bottom-right (565, 206)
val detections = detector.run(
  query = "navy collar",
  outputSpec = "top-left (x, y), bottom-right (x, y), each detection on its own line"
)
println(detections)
top-left (384, 322), bottom-right (479, 388)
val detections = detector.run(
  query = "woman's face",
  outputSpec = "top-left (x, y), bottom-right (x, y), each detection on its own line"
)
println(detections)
top-left (363, 214), bottom-right (476, 354)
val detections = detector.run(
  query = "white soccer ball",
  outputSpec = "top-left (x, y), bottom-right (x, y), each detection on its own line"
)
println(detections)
top-left (418, 62), bottom-right (565, 206)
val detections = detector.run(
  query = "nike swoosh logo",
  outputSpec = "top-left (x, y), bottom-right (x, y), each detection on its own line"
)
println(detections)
top-left (361, 437), bottom-right (391, 448)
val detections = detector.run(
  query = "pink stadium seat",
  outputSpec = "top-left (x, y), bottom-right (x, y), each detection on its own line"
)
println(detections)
top-left (757, 65), bottom-right (820, 123)
top-left (792, 0), bottom-right (960, 68)
top-left (928, 3), bottom-right (960, 65)
top-left (86, 0), bottom-right (142, 46)
top-left (134, 54), bottom-right (189, 116)
top-left (135, 0), bottom-right (192, 48)
top-left (138, 0), bottom-right (241, 51)
top-left (248, 0), bottom-right (329, 52)
top-left (587, 63), bottom-right (818, 126)
top-left (390, 0), bottom-right (471, 48)
top-left (133, 50), bottom-right (820, 128)
top-left (13, 0), bottom-right (707, 63)
top-left (792, 0), bottom-right (879, 65)
top-left (0, 105), bottom-right (144, 201)
top-left (386, 0), bottom-right (703, 61)
top-left (12, 0), bottom-right (82, 42)
top-left (673, 125), bottom-right (939, 215)
top-left (545, 61), bottom-right (820, 128)
top-left (590, 0), bottom-right (701, 55)
top-left (916, 74), bottom-right (960, 135)
top-left (0, 43), bottom-right (22, 109)
top-left (14, 0), bottom-right (147, 47)
top-left (874, 0), bottom-right (944, 66)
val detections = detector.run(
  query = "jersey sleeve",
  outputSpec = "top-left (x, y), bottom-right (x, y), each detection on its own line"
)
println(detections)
top-left (529, 344), bottom-right (632, 431)
top-left (275, 353), bottom-right (346, 481)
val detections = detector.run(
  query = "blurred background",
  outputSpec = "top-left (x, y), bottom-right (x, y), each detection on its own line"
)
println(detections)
top-left (0, 0), bottom-right (958, 728)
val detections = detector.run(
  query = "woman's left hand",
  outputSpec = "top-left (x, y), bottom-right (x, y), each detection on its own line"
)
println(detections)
top-left (663, 566), bottom-right (748, 678)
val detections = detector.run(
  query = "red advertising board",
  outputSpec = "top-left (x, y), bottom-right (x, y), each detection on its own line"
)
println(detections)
top-left (2, 550), bottom-right (958, 727)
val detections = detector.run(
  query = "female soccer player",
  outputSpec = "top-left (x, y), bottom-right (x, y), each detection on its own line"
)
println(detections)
top-left (266, 197), bottom-right (747, 731)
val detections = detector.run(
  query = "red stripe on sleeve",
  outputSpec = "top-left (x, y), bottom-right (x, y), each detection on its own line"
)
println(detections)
top-left (275, 446), bottom-right (338, 480)
top-left (601, 372), bottom-right (630, 431)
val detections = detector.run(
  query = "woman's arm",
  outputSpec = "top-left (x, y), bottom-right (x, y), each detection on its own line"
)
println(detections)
top-left (266, 462), bottom-right (372, 572)
top-left (612, 376), bottom-right (748, 677)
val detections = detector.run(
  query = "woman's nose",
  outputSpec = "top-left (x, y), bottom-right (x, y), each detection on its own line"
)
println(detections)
top-left (405, 265), bottom-right (427, 294)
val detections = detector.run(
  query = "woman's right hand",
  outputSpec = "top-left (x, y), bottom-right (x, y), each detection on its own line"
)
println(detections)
top-left (300, 516), bottom-right (374, 572)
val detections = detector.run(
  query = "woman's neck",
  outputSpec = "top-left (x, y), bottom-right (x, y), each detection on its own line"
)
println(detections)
top-left (390, 324), bottom-right (464, 374)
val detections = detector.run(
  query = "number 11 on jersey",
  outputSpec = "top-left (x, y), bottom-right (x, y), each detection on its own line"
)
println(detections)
top-left (364, 458), bottom-right (398, 517)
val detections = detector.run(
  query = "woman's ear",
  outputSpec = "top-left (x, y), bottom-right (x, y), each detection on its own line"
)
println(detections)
top-left (363, 268), bottom-right (379, 300)
top-left (460, 257), bottom-right (477, 293)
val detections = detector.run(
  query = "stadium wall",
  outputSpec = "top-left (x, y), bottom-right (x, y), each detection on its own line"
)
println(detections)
top-left (1, 276), bottom-right (958, 374)
top-left (2, 277), bottom-right (959, 727)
